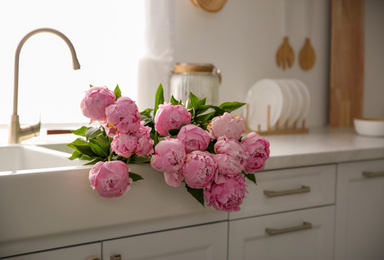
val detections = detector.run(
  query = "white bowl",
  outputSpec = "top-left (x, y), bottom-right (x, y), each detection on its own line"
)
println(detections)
top-left (354, 118), bottom-right (384, 137)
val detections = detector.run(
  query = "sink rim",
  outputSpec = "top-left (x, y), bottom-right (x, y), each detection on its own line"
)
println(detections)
top-left (0, 144), bottom-right (89, 175)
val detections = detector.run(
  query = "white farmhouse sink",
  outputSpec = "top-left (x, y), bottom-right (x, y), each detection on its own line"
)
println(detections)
top-left (0, 145), bottom-right (83, 174)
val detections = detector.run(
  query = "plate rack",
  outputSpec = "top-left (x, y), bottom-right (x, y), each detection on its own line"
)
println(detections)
top-left (244, 104), bottom-right (309, 135)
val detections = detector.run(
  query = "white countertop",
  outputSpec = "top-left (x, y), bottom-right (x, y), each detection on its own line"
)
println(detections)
top-left (264, 127), bottom-right (384, 170)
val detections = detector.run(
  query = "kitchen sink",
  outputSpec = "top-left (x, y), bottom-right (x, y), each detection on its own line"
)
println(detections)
top-left (0, 145), bottom-right (83, 174)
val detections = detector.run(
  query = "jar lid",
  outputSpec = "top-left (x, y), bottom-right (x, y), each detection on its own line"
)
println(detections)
top-left (191, 0), bottom-right (227, 13)
top-left (174, 63), bottom-right (215, 73)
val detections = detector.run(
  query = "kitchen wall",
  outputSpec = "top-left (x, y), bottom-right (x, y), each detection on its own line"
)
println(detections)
top-left (173, 0), bottom-right (331, 128)
top-left (173, 0), bottom-right (384, 128)
top-left (364, 0), bottom-right (384, 118)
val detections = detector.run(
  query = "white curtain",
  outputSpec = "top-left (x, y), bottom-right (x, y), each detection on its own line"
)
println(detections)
top-left (137, 0), bottom-right (175, 111)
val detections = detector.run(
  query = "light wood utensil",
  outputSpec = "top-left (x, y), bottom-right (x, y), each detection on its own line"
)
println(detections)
top-left (299, 0), bottom-right (316, 70)
top-left (276, 0), bottom-right (294, 70)
top-left (276, 36), bottom-right (295, 70)
top-left (299, 38), bottom-right (316, 70)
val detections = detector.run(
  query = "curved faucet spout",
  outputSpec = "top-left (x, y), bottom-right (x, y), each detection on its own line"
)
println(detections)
top-left (9, 28), bottom-right (81, 144)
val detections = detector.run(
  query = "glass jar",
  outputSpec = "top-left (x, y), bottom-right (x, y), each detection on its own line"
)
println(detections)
top-left (169, 63), bottom-right (221, 106)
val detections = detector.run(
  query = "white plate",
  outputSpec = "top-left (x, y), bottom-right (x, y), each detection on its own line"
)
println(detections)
top-left (245, 79), bottom-right (283, 131)
top-left (283, 79), bottom-right (303, 127)
top-left (293, 79), bottom-right (311, 125)
top-left (275, 79), bottom-right (293, 126)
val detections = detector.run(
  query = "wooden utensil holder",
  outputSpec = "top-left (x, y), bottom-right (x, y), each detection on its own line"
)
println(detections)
top-left (244, 104), bottom-right (309, 135)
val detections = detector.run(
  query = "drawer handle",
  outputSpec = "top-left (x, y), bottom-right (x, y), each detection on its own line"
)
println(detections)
top-left (110, 255), bottom-right (122, 260)
top-left (362, 171), bottom-right (384, 178)
top-left (263, 185), bottom-right (311, 197)
top-left (265, 221), bottom-right (313, 236)
top-left (87, 256), bottom-right (101, 260)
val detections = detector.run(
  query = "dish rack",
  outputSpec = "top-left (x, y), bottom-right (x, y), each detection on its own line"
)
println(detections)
top-left (244, 104), bottom-right (309, 135)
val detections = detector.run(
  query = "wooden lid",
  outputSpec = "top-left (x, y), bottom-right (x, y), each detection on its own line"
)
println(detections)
top-left (191, 0), bottom-right (227, 13)
top-left (174, 63), bottom-right (215, 73)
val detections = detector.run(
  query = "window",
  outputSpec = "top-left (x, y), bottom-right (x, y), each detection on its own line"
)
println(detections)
top-left (0, 0), bottom-right (145, 127)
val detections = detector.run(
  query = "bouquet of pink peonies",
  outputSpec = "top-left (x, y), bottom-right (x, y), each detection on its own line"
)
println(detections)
top-left (68, 84), bottom-right (270, 212)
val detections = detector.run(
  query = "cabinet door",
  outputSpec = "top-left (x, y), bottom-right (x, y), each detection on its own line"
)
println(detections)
top-left (228, 206), bottom-right (335, 260)
top-left (335, 159), bottom-right (384, 260)
top-left (102, 222), bottom-right (227, 260)
top-left (5, 243), bottom-right (101, 260)
top-left (230, 165), bottom-right (336, 220)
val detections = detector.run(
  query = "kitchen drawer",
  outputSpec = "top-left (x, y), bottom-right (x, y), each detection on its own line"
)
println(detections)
top-left (228, 205), bottom-right (335, 260)
top-left (230, 164), bottom-right (336, 219)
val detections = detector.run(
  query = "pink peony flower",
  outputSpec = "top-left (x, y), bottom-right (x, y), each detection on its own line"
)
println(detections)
top-left (154, 103), bottom-right (191, 136)
top-left (111, 133), bottom-right (137, 158)
top-left (204, 174), bottom-right (247, 212)
top-left (105, 96), bottom-right (141, 134)
top-left (163, 171), bottom-right (183, 187)
top-left (182, 151), bottom-right (217, 189)
top-left (177, 124), bottom-right (211, 154)
top-left (209, 112), bottom-right (245, 140)
top-left (89, 161), bottom-right (132, 198)
top-left (103, 123), bottom-right (118, 137)
top-left (214, 136), bottom-right (247, 172)
top-left (80, 86), bottom-right (116, 121)
top-left (214, 154), bottom-right (242, 178)
top-left (134, 122), bottom-right (154, 157)
top-left (150, 138), bottom-right (186, 174)
top-left (241, 132), bottom-right (270, 173)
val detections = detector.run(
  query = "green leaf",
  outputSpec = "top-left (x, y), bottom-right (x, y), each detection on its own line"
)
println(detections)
top-left (154, 84), bottom-right (164, 117)
top-left (83, 158), bottom-right (103, 165)
top-left (243, 173), bottom-right (257, 184)
top-left (71, 126), bottom-right (88, 137)
top-left (86, 127), bottom-right (102, 141)
top-left (194, 111), bottom-right (216, 123)
top-left (170, 96), bottom-right (179, 105)
top-left (68, 150), bottom-right (82, 160)
top-left (130, 172), bottom-right (144, 182)
top-left (69, 138), bottom-right (98, 158)
top-left (114, 84), bottom-right (122, 99)
top-left (168, 128), bottom-right (180, 137)
top-left (97, 134), bottom-right (112, 155)
top-left (140, 108), bottom-right (153, 117)
top-left (186, 184), bottom-right (205, 207)
top-left (131, 155), bottom-right (151, 163)
top-left (189, 92), bottom-right (200, 110)
top-left (198, 97), bottom-right (207, 107)
top-left (89, 139), bottom-right (108, 158)
top-left (219, 102), bottom-right (246, 113)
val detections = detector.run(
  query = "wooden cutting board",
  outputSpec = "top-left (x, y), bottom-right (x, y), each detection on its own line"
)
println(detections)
top-left (329, 0), bottom-right (364, 127)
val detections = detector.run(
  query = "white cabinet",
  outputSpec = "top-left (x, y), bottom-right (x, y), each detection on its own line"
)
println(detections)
top-left (229, 206), bottom-right (335, 260)
top-left (335, 159), bottom-right (384, 260)
top-left (102, 222), bottom-right (227, 260)
top-left (229, 164), bottom-right (336, 260)
top-left (230, 165), bottom-right (336, 220)
top-left (4, 243), bottom-right (101, 260)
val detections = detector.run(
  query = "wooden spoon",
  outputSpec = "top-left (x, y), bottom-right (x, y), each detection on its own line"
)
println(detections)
top-left (299, 0), bottom-right (316, 70)
top-left (299, 38), bottom-right (316, 70)
top-left (276, 36), bottom-right (295, 70)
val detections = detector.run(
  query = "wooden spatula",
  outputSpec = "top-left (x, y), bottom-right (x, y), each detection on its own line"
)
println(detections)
top-left (276, 36), bottom-right (295, 70)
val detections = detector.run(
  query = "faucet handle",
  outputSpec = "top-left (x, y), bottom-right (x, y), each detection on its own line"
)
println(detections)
top-left (19, 120), bottom-right (41, 141)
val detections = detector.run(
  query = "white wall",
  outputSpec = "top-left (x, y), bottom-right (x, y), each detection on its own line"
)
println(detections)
top-left (173, 0), bottom-right (331, 128)
top-left (364, 0), bottom-right (384, 118)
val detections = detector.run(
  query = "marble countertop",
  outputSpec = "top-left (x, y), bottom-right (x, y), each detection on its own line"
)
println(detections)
top-left (264, 127), bottom-right (384, 170)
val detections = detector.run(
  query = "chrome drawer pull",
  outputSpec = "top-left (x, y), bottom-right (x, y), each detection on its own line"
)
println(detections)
top-left (362, 171), bottom-right (384, 178)
top-left (263, 185), bottom-right (311, 197)
top-left (265, 221), bottom-right (313, 236)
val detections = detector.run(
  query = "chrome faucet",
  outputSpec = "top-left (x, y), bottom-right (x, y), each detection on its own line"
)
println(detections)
top-left (8, 28), bottom-right (80, 144)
